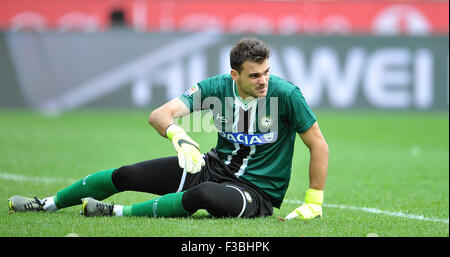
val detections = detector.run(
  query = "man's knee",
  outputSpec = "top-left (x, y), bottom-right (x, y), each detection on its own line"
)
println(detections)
top-left (189, 182), bottom-right (221, 205)
top-left (111, 165), bottom-right (134, 192)
top-left (182, 182), bottom-right (243, 217)
top-left (182, 182), bottom-right (223, 211)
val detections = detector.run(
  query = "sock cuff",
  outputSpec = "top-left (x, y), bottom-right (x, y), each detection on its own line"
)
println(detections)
top-left (123, 205), bottom-right (132, 216)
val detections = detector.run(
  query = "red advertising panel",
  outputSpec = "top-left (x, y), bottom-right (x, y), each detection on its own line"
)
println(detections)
top-left (138, 0), bottom-right (449, 35)
top-left (0, 0), bottom-right (448, 35)
top-left (0, 0), bottom-right (112, 31)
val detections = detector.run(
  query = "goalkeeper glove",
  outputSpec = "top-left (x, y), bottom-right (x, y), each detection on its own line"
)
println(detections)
top-left (166, 124), bottom-right (205, 174)
top-left (285, 188), bottom-right (323, 220)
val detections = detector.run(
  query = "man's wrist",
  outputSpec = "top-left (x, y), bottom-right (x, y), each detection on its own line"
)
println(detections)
top-left (304, 188), bottom-right (324, 205)
top-left (166, 124), bottom-right (184, 140)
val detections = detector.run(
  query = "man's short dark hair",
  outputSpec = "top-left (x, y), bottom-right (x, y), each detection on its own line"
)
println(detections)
top-left (230, 37), bottom-right (271, 73)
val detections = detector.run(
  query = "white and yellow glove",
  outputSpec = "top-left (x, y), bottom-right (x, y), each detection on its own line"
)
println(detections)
top-left (285, 188), bottom-right (323, 220)
top-left (166, 124), bottom-right (205, 174)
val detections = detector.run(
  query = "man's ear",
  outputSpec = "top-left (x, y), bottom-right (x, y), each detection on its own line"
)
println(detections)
top-left (230, 69), bottom-right (239, 82)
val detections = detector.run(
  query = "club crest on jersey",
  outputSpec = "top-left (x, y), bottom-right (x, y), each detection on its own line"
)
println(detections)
top-left (184, 84), bottom-right (199, 97)
top-left (218, 130), bottom-right (277, 146)
top-left (260, 116), bottom-right (272, 130)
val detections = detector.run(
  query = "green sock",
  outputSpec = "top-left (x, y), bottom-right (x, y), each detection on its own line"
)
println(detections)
top-left (54, 168), bottom-right (119, 209)
top-left (123, 191), bottom-right (191, 218)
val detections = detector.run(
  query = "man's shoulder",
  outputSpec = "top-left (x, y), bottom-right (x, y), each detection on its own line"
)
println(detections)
top-left (269, 75), bottom-right (299, 95)
top-left (199, 74), bottom-right (232, 86)
top-left (195, 74), bottom-right (233, 97)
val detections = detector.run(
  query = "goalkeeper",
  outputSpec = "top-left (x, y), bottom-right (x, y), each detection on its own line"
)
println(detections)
top-left (9, 38), bottom-right (329, 220)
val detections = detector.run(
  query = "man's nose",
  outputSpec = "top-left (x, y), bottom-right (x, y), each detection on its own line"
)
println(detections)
top-left (259, 76), bottom-right (267, 84)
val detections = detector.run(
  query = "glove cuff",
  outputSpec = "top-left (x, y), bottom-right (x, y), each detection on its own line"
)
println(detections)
top-left (166, 124), bottom-right (185, 140)
top-left (304, 188), bottom-right (324, 205)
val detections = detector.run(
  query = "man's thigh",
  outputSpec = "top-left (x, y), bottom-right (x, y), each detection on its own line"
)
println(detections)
top-left (112, 156), bottom-right (185, 195)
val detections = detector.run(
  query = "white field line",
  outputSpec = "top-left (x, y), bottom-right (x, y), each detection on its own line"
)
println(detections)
top-left (0, 171), bottom-right (76, 185)
top-left (283, 199), bottom-right (449, 224)
top-left (1, 171), bottom-right (448, 224)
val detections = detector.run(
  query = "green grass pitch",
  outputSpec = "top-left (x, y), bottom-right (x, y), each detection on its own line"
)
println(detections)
top-left (0, 109), bottom-right (448, 237)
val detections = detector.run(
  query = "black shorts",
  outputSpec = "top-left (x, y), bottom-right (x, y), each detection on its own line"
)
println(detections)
top-left (183, 149), bottom-right (274, 218)
top-left (112, 148), bottom-right (273, 218)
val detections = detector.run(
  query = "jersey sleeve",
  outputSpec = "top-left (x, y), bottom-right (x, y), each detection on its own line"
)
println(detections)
top-left (284, 87), bottom-right (317, 133)
top-left (179, 76), bottom-right (220, 113)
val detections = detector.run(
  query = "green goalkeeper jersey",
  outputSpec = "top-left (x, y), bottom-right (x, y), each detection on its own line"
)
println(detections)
top-left (180, 74), bottom-right (316, 208)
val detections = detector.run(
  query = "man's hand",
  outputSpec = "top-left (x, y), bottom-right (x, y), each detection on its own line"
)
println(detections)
top-left (166, 124), bottom-right (205, 174)
top-left (285, 188), bottom-right (323, 220)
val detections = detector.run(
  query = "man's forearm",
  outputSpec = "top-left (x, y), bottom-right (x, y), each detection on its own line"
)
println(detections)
top-left (308, 144), bottom-right (329, 190)
top-left (148, 98), bottom-right (190, 138)
top-left (285, 141), bottom-right (328, 220)
top-left (148, 108), bottom-right (174, 137)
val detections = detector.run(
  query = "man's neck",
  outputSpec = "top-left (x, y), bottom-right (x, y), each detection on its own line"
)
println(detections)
top-left (234, 82), bottom-right (255, 105)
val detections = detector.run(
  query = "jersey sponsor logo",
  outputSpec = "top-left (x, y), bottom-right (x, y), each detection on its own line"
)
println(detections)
top-left (183, 84), bottom-right (199, 97)
top-left (218, 130), bottom-right (277, 146)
